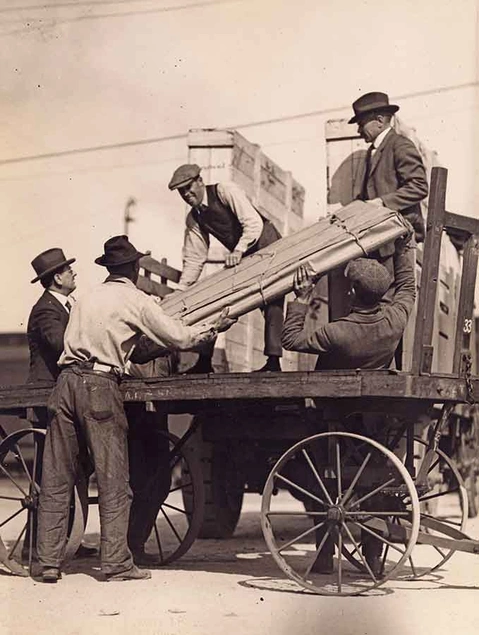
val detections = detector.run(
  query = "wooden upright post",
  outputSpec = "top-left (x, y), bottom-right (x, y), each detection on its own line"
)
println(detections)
top-left (411, 167), bottom-right (448, 375)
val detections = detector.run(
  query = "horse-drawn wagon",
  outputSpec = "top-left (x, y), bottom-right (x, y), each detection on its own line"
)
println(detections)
top-left (1, 167), bottom-right (478, 595)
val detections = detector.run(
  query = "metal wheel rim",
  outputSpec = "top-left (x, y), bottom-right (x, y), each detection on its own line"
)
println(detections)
top-left (261, 432), bottom-right (420, 596)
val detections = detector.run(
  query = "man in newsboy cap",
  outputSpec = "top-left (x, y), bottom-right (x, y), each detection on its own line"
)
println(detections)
top-left (281, 229), bottom-right (416, 576)
top-left (168, 163), bottom-right (284, 373)
top-left (349, 91), bottom-right (428, 243)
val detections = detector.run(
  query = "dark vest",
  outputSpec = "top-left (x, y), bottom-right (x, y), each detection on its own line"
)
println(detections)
top-left (192, 184), bottom-right (265, 252)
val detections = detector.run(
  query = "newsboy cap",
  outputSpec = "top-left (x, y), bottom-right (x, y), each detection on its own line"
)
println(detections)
top-left (348, 92), bottom-right (399, 124)
top-left (345, 257), bottom-right (392, 302)
top-left (168, 164), bottom-right (201, 190)
top-left (31, 248), bottom-right (76, 284)
top-left (95, 235), bottom-right (145, 267)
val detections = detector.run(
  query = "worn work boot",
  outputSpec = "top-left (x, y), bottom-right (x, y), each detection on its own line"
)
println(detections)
top-left (105, 565), bottom-right (152, 582)
top-left (254, 356), bottom-right (282, 372)
top-left (42, 567), bottom-right (62, 583)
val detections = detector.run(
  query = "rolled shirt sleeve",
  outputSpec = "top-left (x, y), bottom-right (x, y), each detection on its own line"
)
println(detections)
top-left (217, 182), bottom-right (264, 254)
top-left (178, 211), bottom-right (210, 289)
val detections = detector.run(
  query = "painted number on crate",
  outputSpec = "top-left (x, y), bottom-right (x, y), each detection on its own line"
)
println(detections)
top-left (463, 318), bottom-right (473, 334)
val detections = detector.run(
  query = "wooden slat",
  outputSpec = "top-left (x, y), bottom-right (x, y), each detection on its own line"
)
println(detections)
top-left (137, 276), bottom-right (173, 298)
top-left (139, 255), bottom-right (181, 283)
top-left (411, 167), bottom-right (448, 374)
top-left (444, 210), bottom-right (479, 236)
top-left (452, 234), bottom-right (479, 374)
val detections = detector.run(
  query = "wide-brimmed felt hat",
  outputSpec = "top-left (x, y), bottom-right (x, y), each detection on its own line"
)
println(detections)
top-left (348, 92), bottom-right (399, 124)
top-left (168, 164), bottom-right (201, 190)
top-left (31, 248), bottom-right (76, 284)
top-left (95, 235), bottom-right (145, 267)
top-left (345, 257), bottom-right (392, 301)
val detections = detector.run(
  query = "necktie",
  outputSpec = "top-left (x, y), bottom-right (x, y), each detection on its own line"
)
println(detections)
top-left (360, 144), bottom-right (374, 201)
top-left (65, 300), bottom-right (72, 313)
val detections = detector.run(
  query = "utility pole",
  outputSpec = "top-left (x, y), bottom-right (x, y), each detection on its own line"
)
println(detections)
top-left (123, 197), bottom-right (137, 237)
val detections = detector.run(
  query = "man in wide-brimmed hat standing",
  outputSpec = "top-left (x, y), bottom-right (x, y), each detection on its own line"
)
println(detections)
top-left (168, 164), bottom-right (284, 373)
top-left (349, 91), bottom-right (428, 243)
top-left (36, 235), bottom-right (235, 583)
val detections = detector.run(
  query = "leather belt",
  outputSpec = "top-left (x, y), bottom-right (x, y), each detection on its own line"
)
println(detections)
top-left (92, 362), bottom-right (118, 375)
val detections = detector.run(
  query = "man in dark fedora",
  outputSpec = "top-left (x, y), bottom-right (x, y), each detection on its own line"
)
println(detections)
top-left (25, 249), bottom-right (97, 564)
top-left (349, 91), bottom-right (428, 243)
top-left (37, 235), bottom-right (235, 583)
top-left (27, 248), bottom-right (77, 385)
top-left (168, 164), bottom-right (284, 373)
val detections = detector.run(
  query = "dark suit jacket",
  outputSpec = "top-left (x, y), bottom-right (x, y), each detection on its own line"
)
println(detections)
top-left (27, 291), bottom-right (69, 383)
top-left (354, 129), bottom-right (428, 242)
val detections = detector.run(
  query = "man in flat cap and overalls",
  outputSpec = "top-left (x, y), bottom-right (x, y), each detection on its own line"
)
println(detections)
top-left (349, 91), bottom-right (428, 244)
top-left (168, 164), bottom-right (284, 373)
top-left (281, 229), bottom-right (416, 577)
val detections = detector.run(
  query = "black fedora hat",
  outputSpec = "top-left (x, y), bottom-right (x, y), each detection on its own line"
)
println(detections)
top-left (31, 248), bottom-right (76, 284)
top-left (95, 235), bottom-right (145, 267)
top-left (348, 91), bottom-right (399, 124)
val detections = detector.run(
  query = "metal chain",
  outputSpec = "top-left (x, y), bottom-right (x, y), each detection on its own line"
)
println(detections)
top-left (463, 352), bottom-right (476, 405)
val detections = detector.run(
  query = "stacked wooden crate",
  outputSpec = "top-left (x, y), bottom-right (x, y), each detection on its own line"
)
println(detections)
top-left (187, 129), bottom-right (306, 372)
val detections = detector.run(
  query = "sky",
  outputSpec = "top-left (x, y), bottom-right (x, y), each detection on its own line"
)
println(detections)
top-left (0, 0), bottom-right (478, 332)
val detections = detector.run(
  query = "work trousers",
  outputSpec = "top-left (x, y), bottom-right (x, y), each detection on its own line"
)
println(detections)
top-left (37, 367), bottom-right (133, 575)
top-left (125, 403), bottom-right (171, 553)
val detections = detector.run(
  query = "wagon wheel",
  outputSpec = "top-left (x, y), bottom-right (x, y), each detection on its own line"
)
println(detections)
top-left (261, 432), bottom-right (420, 596)
top-left (0, 428), bottom-right (86, 575)
top-left (341, 436), bottom-right (468, 579)
top-left (143, 432), bottom-right (204, 565)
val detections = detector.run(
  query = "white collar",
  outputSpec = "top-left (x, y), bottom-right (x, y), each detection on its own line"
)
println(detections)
top-left (48, 289), bottom-right (72, 308)
top-left (372, 126), bottom-right (392, 151)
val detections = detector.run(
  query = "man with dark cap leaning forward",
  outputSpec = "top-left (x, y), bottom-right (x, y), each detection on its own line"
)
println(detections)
top-left (281, 229), bottom-right (416, 575)
top-left (37, 235), bottom-right (235, 583)
top-left (168, 163), bottom-right (284, 373)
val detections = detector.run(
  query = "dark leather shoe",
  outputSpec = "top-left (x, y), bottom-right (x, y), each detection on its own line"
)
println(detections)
top-left (42, 567), bottom-right (61, 583)
top-left (75, 544), bottom-right (98, 558)
top-left (132, 551), bottom-right (161, 567)
top-left (105, 565), bottom-right (151, 582)
top-left (254, 357), bottom-right (282, 372)
top-left (366, 555), bottom-right (384, 579)
top-left (183, 360), bottom-right (214, 374)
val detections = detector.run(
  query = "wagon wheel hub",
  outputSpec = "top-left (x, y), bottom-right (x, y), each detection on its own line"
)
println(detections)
top-left (21, 494), bottom-right (38, 511)
top-left (326, 505), bottom-right (344, 523)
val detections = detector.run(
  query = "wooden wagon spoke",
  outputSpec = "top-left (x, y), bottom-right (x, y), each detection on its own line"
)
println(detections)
top-left (352, 520), bottom-right (407, 557)
top-left (162, 502), bottom-right (191, 517)
top-left (418, 487), bottom-right (460, 504)
top-left (335, 442), bottom-right (342, 501)
top-left (153, 523), bottom-right (164, 562)
top-left (432, 544), bottom-right (447, 559)
top-left (337, 529), bottom-right (343, 593)
top-left (266, 511), bottom-right (327, 517)
top-left (345, 511), bottom-right (409, 518)
top-left (8, 520), bottom-right (27, 559)
top-left (0, 463), bottom-right (28, 497)
top-left (160, 508), bottom-right (182, 544)
top-left (274, 472), bottom-right (329, 508)
top-left (13, 442), bottom-right (35, 489)
top-left (303, 524), bottom-right (332, 578)
top-left (348, 477), bottom-right (396, 510)
top-left (0, 506), bottom-right (25, 529)
top-left (341, 521), bottom-right (378, 582)
top-left (341, 452), bottom-right (372, 507)
top-left (0, 495), bottom-right (23, 502)
top-left (420, 512), bottom-right (463, 528)
top-left (278, 520), bottom-right (326, 554)
top-left (301, 449), bottom-right (333, 505)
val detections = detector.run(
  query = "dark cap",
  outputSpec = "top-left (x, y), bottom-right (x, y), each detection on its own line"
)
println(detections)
top-left (348, 92), bottom-right (399, 124)
top-left (345, 257), bottom-right (392, 302)
top-left (31, 248), bottom-right (76, 284)
top-left (168, 164), bottom-right (201, 190)
top-left (95, 235), bottom-right (145, 267)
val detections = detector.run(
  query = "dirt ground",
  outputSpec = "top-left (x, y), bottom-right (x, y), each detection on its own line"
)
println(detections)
top-left (1, 492), bottom-right (479, 635)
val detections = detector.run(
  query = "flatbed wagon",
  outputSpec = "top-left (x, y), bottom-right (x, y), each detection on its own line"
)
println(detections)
top-left (1, 167), bottom-right (479, 595)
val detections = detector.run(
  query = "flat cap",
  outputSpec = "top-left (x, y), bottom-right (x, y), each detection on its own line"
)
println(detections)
top-left (168, 164), bottom-right (201, 190)
top-left (345, 258), bottom-right (392, 301)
